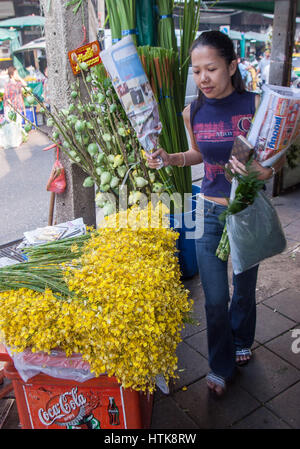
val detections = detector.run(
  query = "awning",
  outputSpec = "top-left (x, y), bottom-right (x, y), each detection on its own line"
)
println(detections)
top-left (243, 31), bottom-right (268, 42)
top-left (13, 37), bottom-right (46, 53)
top-left (227, 30), bottom-right (267, 42)
top-left (202, 1), bottom-right (300, 17)
top-left (0, 15), bottom-right (45, 28)
top-left (0, 27), bottom-right (18, 41)
top-left (229, 29), bottom-right (242, 40)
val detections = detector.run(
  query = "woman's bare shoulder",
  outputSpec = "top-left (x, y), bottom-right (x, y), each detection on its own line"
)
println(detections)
top-left (182, 104), bottom-right (191, 124)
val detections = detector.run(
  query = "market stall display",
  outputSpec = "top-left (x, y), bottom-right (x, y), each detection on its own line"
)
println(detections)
top-left (1, 7), bottom-right (201, 425)
top-left (0, 204), bottom-right (193, 410)
top-left (6, 1), bottom-right (202, 278)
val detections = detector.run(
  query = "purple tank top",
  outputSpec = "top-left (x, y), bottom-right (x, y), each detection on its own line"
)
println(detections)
top-left (191, 90), bottom-right (256, 198)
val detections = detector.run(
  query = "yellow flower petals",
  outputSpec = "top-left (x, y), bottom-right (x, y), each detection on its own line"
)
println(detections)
top-left (0, 203), bottom-right (193, 392)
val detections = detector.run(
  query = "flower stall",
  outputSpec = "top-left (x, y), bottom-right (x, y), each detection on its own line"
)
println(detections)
top-left (0, 204), bottom-right (194, 429)
top-left (0, 2), bottom-right (203, 428)
top-left (11, 0), bottom-right (201, 278)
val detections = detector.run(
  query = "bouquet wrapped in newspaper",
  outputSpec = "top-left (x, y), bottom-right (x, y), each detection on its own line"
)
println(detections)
top-left (217, 84), bottom-right (300, 272)
top-left (247, 84), bottom-right (300, 166)
top-left (100, 36), bottom-right (163, 168)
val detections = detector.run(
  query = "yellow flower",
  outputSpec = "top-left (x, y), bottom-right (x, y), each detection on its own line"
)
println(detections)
top-left (0, 202), bottom-right (193, 392)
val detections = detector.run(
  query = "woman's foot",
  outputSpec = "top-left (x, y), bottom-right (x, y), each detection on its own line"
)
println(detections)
top-left (206, 372), bottom-right (226, 396)
top-left (236, 348), bottom-right (252, 366)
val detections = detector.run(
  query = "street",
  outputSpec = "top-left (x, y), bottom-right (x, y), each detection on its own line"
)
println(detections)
top-left (0, 129), bottom-right (53, 246)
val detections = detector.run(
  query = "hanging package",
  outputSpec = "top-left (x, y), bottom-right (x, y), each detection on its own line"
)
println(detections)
top-left (46, 147), bottom-right (66, 194)
top-left (227, 190), bottom-right (287, 275)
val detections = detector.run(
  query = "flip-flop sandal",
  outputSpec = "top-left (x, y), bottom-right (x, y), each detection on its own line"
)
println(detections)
top-left (206, 372), bottom-right (226, 396)
top-left (236, 348), bottom-right (252, 367)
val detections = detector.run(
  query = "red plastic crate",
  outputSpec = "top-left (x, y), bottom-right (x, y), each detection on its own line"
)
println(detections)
top-left (0, 344), bottom-right (13, 399)
top-left (3, 361), bottom-right (153, 429)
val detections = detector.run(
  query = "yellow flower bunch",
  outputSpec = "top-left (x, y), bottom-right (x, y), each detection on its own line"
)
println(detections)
top-left (0, 203), bottom-right (193, 392)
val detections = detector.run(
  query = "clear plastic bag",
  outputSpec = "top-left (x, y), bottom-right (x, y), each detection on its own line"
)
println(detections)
top-left (5, 347), bottom-right (170, 393)
top-left (6, 347), bottom-right (95, 383)
top-left (227, 190), bottom-right (287, 275)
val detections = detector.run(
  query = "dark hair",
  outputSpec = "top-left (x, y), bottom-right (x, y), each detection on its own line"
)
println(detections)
top-left (7, 66), bottom-right (16, 78)
top-left (189, 31), bottom-right (245, 124)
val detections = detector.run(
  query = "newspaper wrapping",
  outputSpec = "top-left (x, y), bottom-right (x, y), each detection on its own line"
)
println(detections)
top-left (229, 84), bottom-right (300, 202)
top-left (247, 83), bottom-right (300, 167)
top-left (100, 36), bottom-right (164, 168)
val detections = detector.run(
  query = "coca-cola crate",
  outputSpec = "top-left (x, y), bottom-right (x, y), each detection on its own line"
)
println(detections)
top-left (3, 362), bottom-right (153, 429)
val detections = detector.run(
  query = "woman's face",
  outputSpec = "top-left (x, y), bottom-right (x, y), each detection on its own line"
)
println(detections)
top-left (191, 45), bottom-right (237, 100)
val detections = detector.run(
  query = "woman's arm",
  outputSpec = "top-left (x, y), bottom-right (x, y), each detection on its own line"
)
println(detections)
top-left (146, 104), bottom-right (203, 169)
top-left (230, 93), bottom-right (286, 181)
top-left (230, 154), bottom-right (286, 181)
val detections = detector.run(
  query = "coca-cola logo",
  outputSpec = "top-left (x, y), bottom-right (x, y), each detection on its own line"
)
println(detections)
top-left (38, 387), bottom-right (87, 426)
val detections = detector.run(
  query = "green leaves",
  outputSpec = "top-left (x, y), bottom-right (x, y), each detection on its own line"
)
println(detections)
top-left (216, 160), bottom-right (265, 261)
top-left (65, 0), bottom-right (83, 15)
top-left (8, 110), bottom-right (16, 122)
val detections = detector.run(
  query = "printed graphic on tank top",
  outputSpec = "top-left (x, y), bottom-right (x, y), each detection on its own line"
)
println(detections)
top-left (191, 90), bottom-right (256, 198)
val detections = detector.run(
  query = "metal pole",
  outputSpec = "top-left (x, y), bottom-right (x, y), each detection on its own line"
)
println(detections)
top-left (269, 0), bottom-right (297, 196)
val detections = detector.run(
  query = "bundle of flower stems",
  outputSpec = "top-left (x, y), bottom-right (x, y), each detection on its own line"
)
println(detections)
top-left (107, 0), bottom-right (137, 45)
top-left (105, 0), bottom-right (122, 43)
top-left (0, 234), bottom-right (90, 298)
top-left (138, 46), bottom-right (192, 195)
top-left (157, 0), bottom-right (178, 53)
top-left (177, 0), bottom-right (201, 111)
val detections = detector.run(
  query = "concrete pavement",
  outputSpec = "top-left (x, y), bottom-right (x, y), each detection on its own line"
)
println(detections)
top-left (0, 129), bottom-right (53, 246)
top-left (151, 182), bottom-right (300, 430)
top-left (0, 133), bottom-right (300, 429)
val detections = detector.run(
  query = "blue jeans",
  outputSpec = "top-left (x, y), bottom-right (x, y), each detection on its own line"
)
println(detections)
top-left (195, 199), bottom-right (259, 380)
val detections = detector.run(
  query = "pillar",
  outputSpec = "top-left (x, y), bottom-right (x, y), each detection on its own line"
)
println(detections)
top-left (269, 0), bottom-right (297, 196)
top-left (40, 0), bottom-right (96, 227)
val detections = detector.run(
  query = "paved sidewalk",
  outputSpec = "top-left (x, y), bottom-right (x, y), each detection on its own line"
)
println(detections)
top-left (151, 182), bottom-right (300, 429)
top-left (1, 181), bottom-right (300, 429)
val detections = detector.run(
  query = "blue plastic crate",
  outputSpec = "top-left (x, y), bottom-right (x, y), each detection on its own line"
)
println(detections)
top-left (22, 107), bottom-right (37, 128)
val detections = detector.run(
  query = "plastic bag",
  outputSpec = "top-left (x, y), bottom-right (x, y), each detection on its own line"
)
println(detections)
top-left (136, 0), bottom-right (156, 46)
top-left (1, 121), bottom-right (23, 149)
top-left (6, 347), bottom-right (95, 383)
top-left (46, 152), bottom-right (66, 194)
top-left (227, 190), bottom-right (287, 275)
top-left (5, 347), bottom-right (170, 393)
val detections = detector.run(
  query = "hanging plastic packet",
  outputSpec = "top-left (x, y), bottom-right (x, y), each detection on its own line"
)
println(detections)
top-left (46, 145), bottom-right (66, 194)
top-left (100, 35), bottom-right (164, 169)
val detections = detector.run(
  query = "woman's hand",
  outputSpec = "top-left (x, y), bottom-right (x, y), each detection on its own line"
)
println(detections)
top-left (229, 156), bottom-right (272, 180)
top-left (146, 147), bottom-right (170, 169)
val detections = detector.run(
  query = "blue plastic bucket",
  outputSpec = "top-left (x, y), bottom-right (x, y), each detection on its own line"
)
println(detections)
top-left (22, 107), bottom-right (37, 128)
top-left (169, 184), bottom-right (201, 279)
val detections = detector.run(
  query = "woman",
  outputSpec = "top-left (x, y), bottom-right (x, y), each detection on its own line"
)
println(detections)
top-left (3, 66), bottom-right (27, 148)
top-left (147, 31), bottom-right (285, 396)
top-left (4, 66), bottom-right (26, 117)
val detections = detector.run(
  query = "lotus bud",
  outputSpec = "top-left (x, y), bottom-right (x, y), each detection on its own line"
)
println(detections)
top-left (135, 177), bottom-right (148, 188)
top-left (113, 154), bottom-right (124, 168)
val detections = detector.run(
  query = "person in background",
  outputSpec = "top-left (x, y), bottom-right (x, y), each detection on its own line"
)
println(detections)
top-left (3, 66), bottom-right (27, 148)
top-left (4, 66), bottom-right (26, 118)
top-left (238, 57), bottom-right (248, 85)
top-left (146, 31), bottom-right (286, 396)
top-left (258, 50), bottom-right (271, 84)
top-left (42, 66), bottom-right (50, 110)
